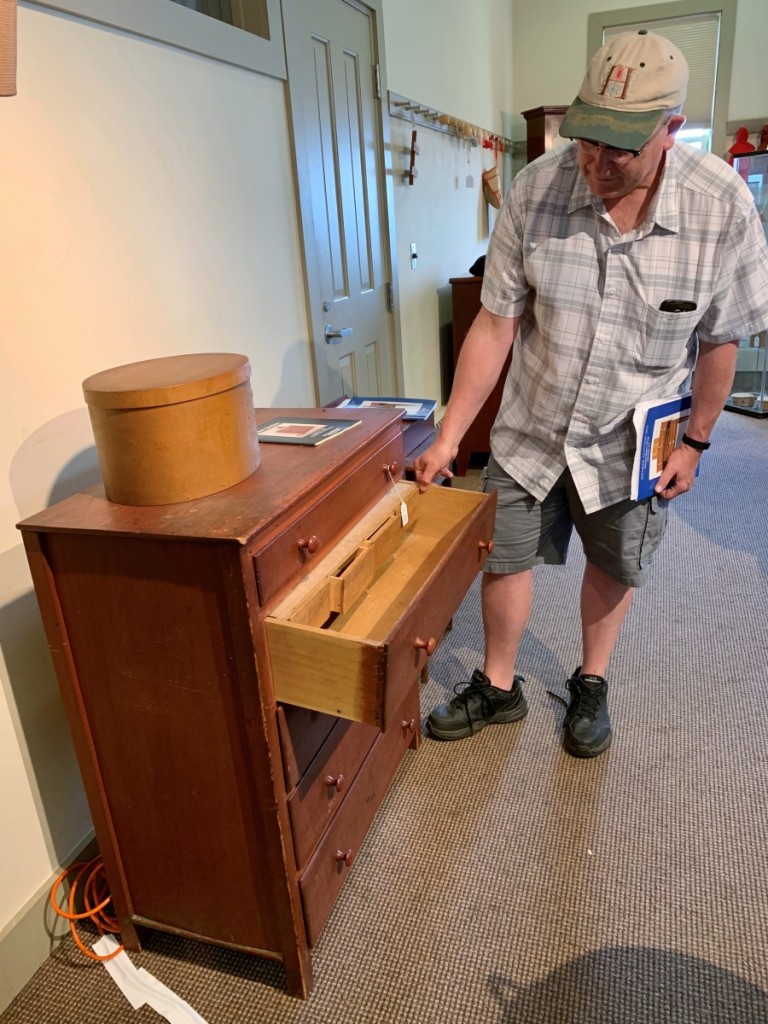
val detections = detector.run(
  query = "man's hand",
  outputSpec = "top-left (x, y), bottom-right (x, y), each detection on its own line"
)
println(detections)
top-left (654, 445), bottom-right (701, 499)
top-left (413, 436), bottom-right (459, 492)
top-left (414, 307), bottom-right (519, 493)
top-left (654, 339), bottom-right (736, 501)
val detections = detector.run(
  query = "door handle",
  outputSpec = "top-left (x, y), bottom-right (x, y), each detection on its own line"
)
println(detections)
top-left (324, 324), bottom-right (353, 344)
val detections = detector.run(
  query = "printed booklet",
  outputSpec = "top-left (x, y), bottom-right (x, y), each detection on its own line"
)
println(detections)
top-left (335, 396), bottom-right (437, 421)
top-left (256, 416), bottom-right (361, 446)
top-left (630, 391), bottom-right (696, 500)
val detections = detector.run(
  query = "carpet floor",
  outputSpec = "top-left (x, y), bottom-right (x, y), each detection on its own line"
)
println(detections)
top-left (3, 410), bottom-right (767, 1024)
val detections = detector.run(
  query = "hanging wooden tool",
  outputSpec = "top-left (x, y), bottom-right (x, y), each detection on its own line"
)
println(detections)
top-left (406, 129), bottom-right (419, 185)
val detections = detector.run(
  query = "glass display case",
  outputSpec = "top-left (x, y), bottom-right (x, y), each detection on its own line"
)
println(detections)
top-left (725, 151), bottom-right (768, 418)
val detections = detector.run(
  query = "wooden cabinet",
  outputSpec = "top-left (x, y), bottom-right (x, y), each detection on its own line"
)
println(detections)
top-left (17, 408), bottom-right (495, 998)
top-left (521, 105), bottom-right (569, 163)
top-left (450, 277), bottom-right (513, 475)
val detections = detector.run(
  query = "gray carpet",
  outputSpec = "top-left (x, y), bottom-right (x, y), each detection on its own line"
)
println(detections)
top-left (4, 411), bottom-right (768, 1024)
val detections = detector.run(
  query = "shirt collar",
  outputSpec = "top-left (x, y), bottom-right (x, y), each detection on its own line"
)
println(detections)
top-left (649, 146), bottom-right (680, 233)
top-left (566, 144), bottom-right (681, 233)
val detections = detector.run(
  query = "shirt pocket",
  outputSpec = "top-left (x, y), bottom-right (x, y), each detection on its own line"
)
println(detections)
top-left (637, 304), bottom-right (700, 371)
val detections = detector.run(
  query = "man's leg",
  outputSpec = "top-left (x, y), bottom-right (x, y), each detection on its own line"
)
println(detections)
top-left (427, 463), bottom-right (570, 741)
top-left (425, 570), bottom-right (530, 738)
top-left (562, 479), bottom-right (669, 757)
top-left (482, 568), bottom-right (533, 690)
top-left (562, 557), bottom-right (632, 759)
top-left (562, 560), bottom-right (633, 758)
top-left (579, 561), bottom-right (634, 677)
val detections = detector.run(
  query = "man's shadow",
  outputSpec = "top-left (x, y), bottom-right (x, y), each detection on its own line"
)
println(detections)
top-left (489, 946), bottom-right (768, 1023)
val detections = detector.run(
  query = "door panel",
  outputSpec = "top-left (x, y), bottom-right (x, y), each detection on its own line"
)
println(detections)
top-left (338, 352), bottom-right (356, 397)
top-left (308, 35), bottom-right (347, 300)
top-left (284, 0), bottom-right (396, 404)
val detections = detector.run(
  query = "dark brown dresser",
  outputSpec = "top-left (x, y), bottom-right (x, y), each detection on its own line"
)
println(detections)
top-left (17, 407), bottom-right (495, 997)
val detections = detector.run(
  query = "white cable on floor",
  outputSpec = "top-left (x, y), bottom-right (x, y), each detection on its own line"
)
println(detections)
top-left (92, 935), bottom-right (209, 1024)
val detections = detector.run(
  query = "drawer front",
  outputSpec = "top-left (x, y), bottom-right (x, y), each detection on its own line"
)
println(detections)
top-left (253, 434), bottom-right (404, 606)
top-left (288, 716), bottom-right (379, 868)
top-left (299, 687), bottom-right (420, 947)
top-left (267, 486), bottom-right (497, 728)
top-left (379, 495), bottom-right (496, 725)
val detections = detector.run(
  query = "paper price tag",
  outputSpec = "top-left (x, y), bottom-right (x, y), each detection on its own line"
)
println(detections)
top-left (386, 468), bottom-right (409, 526)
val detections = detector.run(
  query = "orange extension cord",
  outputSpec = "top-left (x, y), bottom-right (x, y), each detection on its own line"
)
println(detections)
top-left (49, 856), bottom-right (124, 962)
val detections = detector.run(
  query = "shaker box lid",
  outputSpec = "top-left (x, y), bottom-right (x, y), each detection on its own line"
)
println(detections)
top-left (82, 353), bottom-right (251, 410)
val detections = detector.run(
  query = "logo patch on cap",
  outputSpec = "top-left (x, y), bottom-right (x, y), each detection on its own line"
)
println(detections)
top-left (601, 65), bottom-right (635, 101)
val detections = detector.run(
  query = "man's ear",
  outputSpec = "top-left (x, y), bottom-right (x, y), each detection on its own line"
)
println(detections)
top-left (662, 115), bottom-right (687, 151)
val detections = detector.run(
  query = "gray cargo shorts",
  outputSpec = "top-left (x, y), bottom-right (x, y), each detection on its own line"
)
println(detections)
top-left (481, 455), bottom-right (669, 587)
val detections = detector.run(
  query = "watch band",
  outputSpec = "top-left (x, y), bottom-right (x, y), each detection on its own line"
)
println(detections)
top-left (681, 433), bottom-right (711, 452)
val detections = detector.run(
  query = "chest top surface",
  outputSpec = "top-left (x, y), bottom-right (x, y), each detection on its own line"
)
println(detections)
top-left (17, 407), bottom-right (403, 545)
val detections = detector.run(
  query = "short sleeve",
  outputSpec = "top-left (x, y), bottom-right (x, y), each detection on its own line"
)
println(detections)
top-left (697, 202), bottom-right (768, 342)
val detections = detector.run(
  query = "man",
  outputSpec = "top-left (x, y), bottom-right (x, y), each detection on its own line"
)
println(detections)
top-left (415, 30), bottom-right (768, 758)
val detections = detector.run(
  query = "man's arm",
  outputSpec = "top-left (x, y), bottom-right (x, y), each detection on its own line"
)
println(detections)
top-left (414, 306), bottom-right (520, 490)
top-left (655, 339), bottom-right (739, 499)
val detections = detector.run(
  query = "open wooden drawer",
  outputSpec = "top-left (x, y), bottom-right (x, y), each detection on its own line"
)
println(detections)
top-left (265, 481), bottom-right (496, 728)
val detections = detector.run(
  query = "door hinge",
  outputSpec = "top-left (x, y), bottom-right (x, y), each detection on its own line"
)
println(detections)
top-left (373, 63), bottom-right (381, 100)
top-left (386, 282), bottom-right (394, 312)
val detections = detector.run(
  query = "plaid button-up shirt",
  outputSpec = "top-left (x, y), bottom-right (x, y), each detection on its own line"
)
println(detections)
top-left (481, 142), bottom-right (768, 513)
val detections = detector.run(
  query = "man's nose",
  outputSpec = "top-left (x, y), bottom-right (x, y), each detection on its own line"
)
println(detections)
top-left (593, 148), bottom-right (616, 171)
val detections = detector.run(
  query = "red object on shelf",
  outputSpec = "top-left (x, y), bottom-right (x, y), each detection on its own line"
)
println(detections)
top-left (728, 127), bottom-right (755, 180)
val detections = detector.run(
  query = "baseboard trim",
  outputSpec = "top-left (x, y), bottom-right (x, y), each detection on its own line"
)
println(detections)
top-left (0, 831), bottom-right (98, 1014)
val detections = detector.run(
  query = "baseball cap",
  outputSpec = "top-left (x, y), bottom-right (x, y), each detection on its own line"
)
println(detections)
top-left (560, 29), bottom-right (689, 152)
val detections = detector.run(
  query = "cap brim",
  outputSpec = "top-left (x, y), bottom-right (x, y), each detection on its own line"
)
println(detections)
top-left (560, 96), bottom-right (664, 152)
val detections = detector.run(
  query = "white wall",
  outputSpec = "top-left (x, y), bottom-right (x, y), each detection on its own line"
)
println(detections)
top-left (384, 0), bottom-right (514, 131)
top-left (383, 0), bottom-right (514, 402)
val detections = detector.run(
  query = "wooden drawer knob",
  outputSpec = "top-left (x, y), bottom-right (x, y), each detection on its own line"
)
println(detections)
top-left (478, 539), bottom-right (494, 554)
top-left (414, 636), bottom-right (437, 656)
top-left (383, 461), bottom-right (398, 475)
top-left (402, 718), bottom-right (417, 734)
top-left (335, 848), bottom-right (354, 867)
top-left (324, 773), bottom-right (345, 792)
top-left (297, 535), bottom-right (319, 554)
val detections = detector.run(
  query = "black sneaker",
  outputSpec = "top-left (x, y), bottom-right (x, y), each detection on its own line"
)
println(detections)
top-left (427, 668), bottom-right (528, 741)
top-left (563, 669), bottom-right (612, 758)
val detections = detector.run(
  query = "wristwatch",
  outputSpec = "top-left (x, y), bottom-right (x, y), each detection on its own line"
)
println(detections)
top-left (681, 433), bottom-right (711, 452)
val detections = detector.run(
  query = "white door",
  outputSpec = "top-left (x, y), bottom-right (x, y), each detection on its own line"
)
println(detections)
top-left (283, 0), bottom-right (398, 404)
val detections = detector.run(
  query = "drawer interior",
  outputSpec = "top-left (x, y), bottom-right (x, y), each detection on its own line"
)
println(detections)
top-left (272, 482), bottom-right (484, 639)
top-left (266, 482), bottom-right (491, 723)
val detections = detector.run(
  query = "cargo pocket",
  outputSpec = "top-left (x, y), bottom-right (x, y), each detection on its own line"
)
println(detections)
top-left (638, 495), bottom-right (669, 569)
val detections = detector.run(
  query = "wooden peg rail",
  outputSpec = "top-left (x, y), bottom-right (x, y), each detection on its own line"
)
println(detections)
top-left (388, 90), bottom-right (515, 153)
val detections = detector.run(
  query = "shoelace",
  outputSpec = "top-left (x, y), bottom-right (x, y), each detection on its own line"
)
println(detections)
top-left (546, 682), bottom-right (601, 722)
top-left (567, 681), bottom-right (601, 721)
top-left (452, 680), bottom-right (497, 734)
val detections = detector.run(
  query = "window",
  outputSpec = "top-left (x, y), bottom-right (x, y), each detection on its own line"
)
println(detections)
top-left (677, 126), bottom-right (712, 151)
top-left (167, 0), bottom-right (270, 41)
top-left (31, 0), bottom-right (286, 79)
top-left (588, 0), bottom-right (737, 157)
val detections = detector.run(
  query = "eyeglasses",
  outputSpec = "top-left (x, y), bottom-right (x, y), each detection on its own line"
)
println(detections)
top-left (575, 118), bottom-right (670, 165)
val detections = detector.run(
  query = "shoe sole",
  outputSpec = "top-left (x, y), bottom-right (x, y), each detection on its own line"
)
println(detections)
top-left (427, 699), bottom-right (528, 741)
top-left (563, 731), bottom-right (613, 758)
